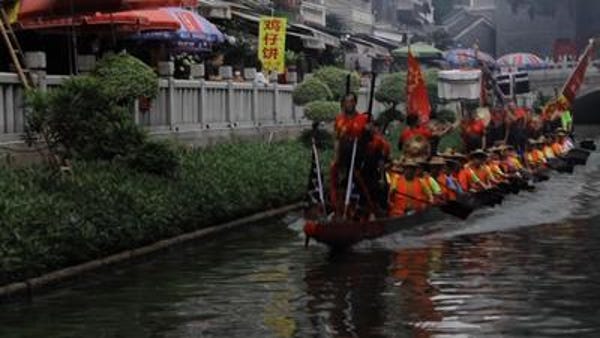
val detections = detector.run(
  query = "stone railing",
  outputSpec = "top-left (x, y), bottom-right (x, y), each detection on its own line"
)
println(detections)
top-left (0, 71), bottom-right (382, 145)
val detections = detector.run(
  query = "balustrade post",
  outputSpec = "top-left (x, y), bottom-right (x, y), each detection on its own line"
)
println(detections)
top-left (226, 80), bottom-right (233, 126)
top-left (159, 62), bottom-right (176, 130)
top-left (251, 82), bottom-right (258, 126)
top-left (199, 79), bottom-right (206, 127)
top-left (273, 82), bottom-right (279, 124)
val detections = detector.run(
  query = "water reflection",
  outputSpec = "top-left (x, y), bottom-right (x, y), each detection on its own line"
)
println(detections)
top-left (304, 251), bottom-right (391, 337)
top-left (2, 150), bottom-right (600, 336)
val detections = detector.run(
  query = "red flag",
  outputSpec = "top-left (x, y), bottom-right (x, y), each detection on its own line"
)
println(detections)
top-left (406, 50), bottom-right (431, 123)
top-left (562, 40), bottom-right (596, 106)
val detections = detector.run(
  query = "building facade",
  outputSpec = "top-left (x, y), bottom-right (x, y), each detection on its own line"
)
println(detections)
top-left (324, 0), bottom-right (374, 33)
top-left (442, 0), bottom-right (598, 58)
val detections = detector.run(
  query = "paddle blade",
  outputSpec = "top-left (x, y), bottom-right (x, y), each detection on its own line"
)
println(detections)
top-left (580, 140), bottom-right (597, 151)
top-left (440, 200), bottom-right (474, 220)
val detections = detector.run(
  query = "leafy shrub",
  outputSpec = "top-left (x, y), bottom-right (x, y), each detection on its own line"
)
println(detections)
top-left (24, 76), bottom-right (146, 161)
top-left (292, 77), bottom-right (332, 106)
top-left (375, 72), bottom-right (406, 106)
top-left (313, 66), bottom-right (360, 100)
top-left (121, 140), bottom-right (180, 177)
top-left (304, 100), bottom-right (339, 122)
top-left (0, 141), bottom-right (331, 285)
top-left (24, 54), bottom-right (179, 176)
top-left (94, 53), bottom-right (158, 104)
top-left (434, 109), bottom-right (457, 123)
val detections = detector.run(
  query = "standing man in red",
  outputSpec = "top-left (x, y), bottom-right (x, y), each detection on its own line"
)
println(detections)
top-left (330, 93), bottom-right (370, 214)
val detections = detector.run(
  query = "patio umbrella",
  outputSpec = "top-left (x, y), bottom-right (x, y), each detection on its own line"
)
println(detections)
top-left (497, 53), bottom-right (547, 70)
top-left (444, 48), bottom-right (496, 68)
top-left (126, 7), bottom-right (226, 52)
top-left (16, 7), bottom-right (225, 52)
top-left (392, 42), bottom-right (442, 59)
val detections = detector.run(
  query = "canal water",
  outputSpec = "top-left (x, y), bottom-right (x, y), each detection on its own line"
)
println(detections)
top-left (3, 136), bottom-right (600, 337)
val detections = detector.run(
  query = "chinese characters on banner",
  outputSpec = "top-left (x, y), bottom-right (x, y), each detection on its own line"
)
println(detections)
top-left (258, 17), bottom-right (287, 74)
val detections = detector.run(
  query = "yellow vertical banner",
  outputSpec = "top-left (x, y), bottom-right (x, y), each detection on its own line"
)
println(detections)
top-left (258, 17), bottom-right (287, 74)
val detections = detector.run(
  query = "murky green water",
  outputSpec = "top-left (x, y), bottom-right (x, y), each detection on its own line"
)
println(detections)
top-left (3, 136), bottom-right (600, 337)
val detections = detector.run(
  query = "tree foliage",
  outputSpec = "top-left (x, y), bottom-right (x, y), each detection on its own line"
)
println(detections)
top-left (375, 72), bottom-right (407, 106)
top-left (303, 100), bottom-right (339, 123)
top-left (24, 54), bottom-right (178, 177)
top-left (313, 66), bottom-right (360, 101)
top-left (93, 53), bottom-right (158, 105)
top-left (292, 77), bottom-right (332, 106)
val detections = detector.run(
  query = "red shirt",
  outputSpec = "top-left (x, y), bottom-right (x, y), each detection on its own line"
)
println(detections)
top-left (335, 112), bottom-right (369, 139)
top-left (367, 132), bottom-right (391, 157)
top-left (400, 125), bottom-right (433, 144)
top-left (462, 119), bottom-right (486, 137)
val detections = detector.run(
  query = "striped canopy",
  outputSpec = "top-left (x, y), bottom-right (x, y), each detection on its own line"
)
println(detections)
top-left (444, 48), bottom-right (496, 68)
top-left (497, 53), bottom-right (547, 70)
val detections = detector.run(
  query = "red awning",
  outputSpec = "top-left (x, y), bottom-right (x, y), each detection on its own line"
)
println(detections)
top-left (17, 8), bottom-right (183, 32)
top-left (17, 0), bottom-right (198, 21)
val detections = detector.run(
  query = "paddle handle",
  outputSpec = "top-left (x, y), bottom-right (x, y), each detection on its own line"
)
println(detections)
top-left (344, 138), bottom-right (359, 217)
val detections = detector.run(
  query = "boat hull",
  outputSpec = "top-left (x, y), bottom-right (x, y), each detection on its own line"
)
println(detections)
top-left (304, 209), bottom-right (445, 249)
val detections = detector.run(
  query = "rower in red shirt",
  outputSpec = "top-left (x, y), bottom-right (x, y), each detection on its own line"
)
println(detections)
top-left (399, 114), bottom-right (432, 151)
top-left (461, 109), bottom-right (487, 153)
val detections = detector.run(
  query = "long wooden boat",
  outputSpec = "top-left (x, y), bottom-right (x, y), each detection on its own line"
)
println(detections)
top-left (304, 209), bottom-right (445, 249)
top-left (303, 146), bottom-right (593, 249)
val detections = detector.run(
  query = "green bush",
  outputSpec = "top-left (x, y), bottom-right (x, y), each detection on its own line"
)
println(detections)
top-left (435, 109), bottom-right (457, 123)
top-left (313, 66), bottom-right (360, 101)
top-left (24, 54), bottom-right (179, 176)
top-left (0, 140), bottom-right (331, 285)
top-left (120, 140), bottom-right (181, 177)
top-left (292, 77), bottom-right (332, 106)
top-left (94, 53), bottom-right (159, 104)
top-left (375, 72), bottom-right (407, 106)
top-left (304, 100), bottom-right (339, 122)
top-left (24, 76), bottom-right (147, 161)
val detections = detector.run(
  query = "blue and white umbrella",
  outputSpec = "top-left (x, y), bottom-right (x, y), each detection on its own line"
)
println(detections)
top-left (128, 7), bottom-right (225, 52)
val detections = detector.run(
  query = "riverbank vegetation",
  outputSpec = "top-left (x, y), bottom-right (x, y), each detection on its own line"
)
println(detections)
top-left (0, 53), bottom-right (325, 285)
top-left (0, 141), bottom-right (317, 285)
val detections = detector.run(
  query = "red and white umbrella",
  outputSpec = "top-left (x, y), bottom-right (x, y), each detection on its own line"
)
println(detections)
top-left (497, 53), bottom-right (547, 70)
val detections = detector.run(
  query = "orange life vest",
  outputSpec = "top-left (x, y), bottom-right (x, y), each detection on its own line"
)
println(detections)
top-left (389, 175), bottom-right (428, 217)
top-left (551, 142), bottom-right (564, 156)
top-left (458, 165), bottom-right (481, 192)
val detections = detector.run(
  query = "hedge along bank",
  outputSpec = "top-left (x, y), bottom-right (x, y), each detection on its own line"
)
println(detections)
top-left (0, 141), bottom-right (330, 287)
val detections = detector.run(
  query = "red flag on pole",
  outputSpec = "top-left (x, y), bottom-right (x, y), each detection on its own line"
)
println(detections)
top-left (406, 50), bottom-right (432, 123)
top-left (561, 39), bottom-right (596, 106)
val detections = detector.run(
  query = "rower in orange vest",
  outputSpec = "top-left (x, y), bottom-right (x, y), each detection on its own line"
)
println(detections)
top-left (425, 156), bottom-right (449, 204)
top-left (526, 138), bottom-right (547, 169)
top-left (542, 135), bottom-right (559, 159)
top-left (388, 159), bottom-right (433, 217)
top-left (555, 128), bottom-right (574, 153)
top-left (459, 150), bottom-right (491, 192)
top-left (486, 148), bottom-right (508, 184)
